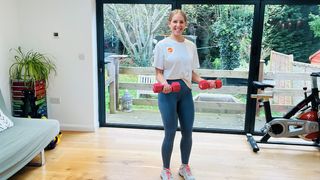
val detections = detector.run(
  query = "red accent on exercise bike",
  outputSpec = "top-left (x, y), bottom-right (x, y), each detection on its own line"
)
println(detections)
top-left (296, 110), bottom-right (320, 141)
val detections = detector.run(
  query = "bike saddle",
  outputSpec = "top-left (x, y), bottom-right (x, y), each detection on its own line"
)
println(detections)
top-left (311, 72), bottom-right (320, 77)
top-left (252, 81), bottom-right (274, 90)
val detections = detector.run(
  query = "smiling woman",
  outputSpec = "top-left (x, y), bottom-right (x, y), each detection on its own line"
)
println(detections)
top-left (153, 9), bottom-right (217, 180)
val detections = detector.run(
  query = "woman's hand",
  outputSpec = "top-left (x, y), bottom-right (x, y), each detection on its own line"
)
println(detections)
top-left (207, 80), bottom-right (217, 89)
top-left (162, 82), bottom-right (172, 94)
top-left (155, 68), bottom-right (171, 93)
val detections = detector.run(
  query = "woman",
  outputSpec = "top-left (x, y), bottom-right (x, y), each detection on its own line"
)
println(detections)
top-left (153, 9), bottom-right (216, 180)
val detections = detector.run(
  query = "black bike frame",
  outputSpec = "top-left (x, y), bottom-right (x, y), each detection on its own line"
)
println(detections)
top-left (261, 75), bottom-right (320, 142)
top-left (283, 89), bottom-right (319, 119)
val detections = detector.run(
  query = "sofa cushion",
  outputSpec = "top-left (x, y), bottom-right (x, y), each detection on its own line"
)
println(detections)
top-left (0, 109), bottom-right (14, 132)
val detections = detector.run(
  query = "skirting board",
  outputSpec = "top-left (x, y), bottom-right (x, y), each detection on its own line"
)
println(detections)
top-left (60, 123), bottom-right (97, 132)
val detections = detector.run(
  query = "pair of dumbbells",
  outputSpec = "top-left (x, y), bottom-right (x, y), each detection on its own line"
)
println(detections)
top-left (198, 79), bottom-right (222, 90)
top-left (152, 82), bottom-right (181, 93)
top-left (152, 79), bottom-right (222, 93)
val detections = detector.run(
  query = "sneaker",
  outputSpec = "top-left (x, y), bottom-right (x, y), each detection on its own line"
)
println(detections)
top-left (179, 164), bottom-right (195, 180)
top-left (160, 168), bottom-right (174, 180)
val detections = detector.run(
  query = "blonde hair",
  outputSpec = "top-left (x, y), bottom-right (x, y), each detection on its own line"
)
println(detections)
top-left (168, 9), bottom-right (187, 23)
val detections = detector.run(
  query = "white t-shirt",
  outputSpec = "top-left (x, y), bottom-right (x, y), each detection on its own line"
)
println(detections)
top-left (153, 37), bottom-right (200, 88)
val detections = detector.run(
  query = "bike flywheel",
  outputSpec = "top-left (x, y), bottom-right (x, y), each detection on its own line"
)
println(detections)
top-left (296, 110), bottom-right (320, 141)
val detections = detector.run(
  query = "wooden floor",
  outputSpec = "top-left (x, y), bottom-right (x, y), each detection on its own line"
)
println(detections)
top-left (11, 128), bottom-right (320, 180)
top-left (107, 109), bottom-right (266, 130)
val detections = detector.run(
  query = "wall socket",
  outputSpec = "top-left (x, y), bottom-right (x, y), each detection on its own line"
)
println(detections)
top-left (53, 32), bottom-right (59, 39)
top-left (50, 97), bottom-right (61, 104)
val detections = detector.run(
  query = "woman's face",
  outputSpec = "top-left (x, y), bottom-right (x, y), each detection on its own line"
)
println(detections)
top-left (168, 13), bottom-right (186, 36)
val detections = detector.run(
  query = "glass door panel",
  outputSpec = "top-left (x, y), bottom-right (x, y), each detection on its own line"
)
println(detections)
top-left (255, 4), bottom-right (320, 132)
top-left (102, 3), bottom-right (255, 131)
top-left (182, 4), bottom-right (254, 130)
top-left (103, 3), bottom-right (171, 126)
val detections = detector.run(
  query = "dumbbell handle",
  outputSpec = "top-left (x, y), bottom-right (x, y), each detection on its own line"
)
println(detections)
top-left (153, 82), bottom-right (181, 93)
top-left (199, 80), bottom-right (222, 90)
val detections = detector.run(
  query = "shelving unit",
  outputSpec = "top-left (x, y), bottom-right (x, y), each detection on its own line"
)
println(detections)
top-left (10, 80), bottom-right (47, 118)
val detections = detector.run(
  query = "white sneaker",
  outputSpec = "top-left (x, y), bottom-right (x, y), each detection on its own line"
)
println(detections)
top-left (160, 168), bottom-right (174, 180)
top-left (179, 164), bottom-right (195, 180)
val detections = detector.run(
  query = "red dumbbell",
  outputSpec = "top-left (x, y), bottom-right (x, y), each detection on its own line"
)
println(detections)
top-left (199, 79), bottom-right (222, 90)
top-left (153, 82), bottom-right (181, 93)
top-left (215, 80), bottom-right (222, 88)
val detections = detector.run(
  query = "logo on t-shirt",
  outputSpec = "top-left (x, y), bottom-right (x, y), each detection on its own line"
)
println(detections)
top-left (167, 47), bottom-right (174, 53)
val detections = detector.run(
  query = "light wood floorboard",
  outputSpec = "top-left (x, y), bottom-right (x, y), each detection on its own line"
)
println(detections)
top-left (10, 128), bottom-right (320, 180)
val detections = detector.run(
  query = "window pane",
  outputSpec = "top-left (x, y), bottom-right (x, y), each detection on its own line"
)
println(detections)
top-left (103, 3), bottom-right (255, 131)
top-left (103, 3), bottom-right (171, 126)
top-left (103, 4), bottom-right (171, 66)
top-left (183, 4), bottom-right (254, 130)
top-left (255, 5), bottom-right (320, 132)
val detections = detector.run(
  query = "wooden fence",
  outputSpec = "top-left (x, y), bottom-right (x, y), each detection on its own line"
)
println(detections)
top-left (106, 60), bottom-right (319, 114)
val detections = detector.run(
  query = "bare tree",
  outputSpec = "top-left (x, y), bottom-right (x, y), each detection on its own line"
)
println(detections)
top-left (104, 4), bottom-right (170, 67)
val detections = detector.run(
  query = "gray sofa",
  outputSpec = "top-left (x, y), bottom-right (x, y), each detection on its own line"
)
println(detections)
top-left (0, 89), bottom-right (60, 179)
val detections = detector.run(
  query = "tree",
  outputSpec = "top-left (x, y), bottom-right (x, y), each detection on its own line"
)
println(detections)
top-left (211, 6), bottom-right (253, 70)
top-left (184, 5), bottom-right (219, 69)
top-left (264, 5), bottom-right (320, 63)
top-left (309, 13), bottom-right (320, 38)
top-left (184, 5), bottom-right (253, 70)
top-left (104, 4), bottom-right (170, 67)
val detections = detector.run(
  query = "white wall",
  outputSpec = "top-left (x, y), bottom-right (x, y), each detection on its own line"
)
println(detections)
top-left (0, 0), bottom-right (99, 131)
top-left (0, 0), bottom-right (20, 111)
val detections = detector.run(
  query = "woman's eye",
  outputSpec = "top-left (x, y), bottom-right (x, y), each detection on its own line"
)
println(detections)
top-left (172, 20), bottom-right (184, 24)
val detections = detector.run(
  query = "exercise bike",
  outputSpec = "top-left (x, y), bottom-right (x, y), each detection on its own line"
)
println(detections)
top-left (246, 72), bottom-right (320, 152)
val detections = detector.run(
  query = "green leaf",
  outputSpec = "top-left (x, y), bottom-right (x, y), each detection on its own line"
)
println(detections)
top-left (9, 47), bottom-right (56, 87)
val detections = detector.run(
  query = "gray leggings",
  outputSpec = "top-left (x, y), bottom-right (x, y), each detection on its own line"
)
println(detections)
top-left (158, 79), bottom-right (194, 169)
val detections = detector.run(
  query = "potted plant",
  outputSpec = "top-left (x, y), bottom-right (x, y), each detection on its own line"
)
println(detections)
top-left (9, 47), bottom-right (56, 117)
top-left (9, 46), bottom-right (56, 83)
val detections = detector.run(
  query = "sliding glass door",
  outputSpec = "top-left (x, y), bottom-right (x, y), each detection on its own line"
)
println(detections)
top-left (97, 0), bottom-right (320, 134)
top-left (101, 3), bottom-right (172, 128)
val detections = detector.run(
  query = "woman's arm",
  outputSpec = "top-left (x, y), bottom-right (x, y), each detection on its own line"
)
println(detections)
top-left (192, 70), bottom-right (216, 89)
top-left (155, 68), bottom-right (167, 84)
top-left (192, 70), bottom-right (204, 83)
top-left (155, 68), bottom-right (171, 93)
